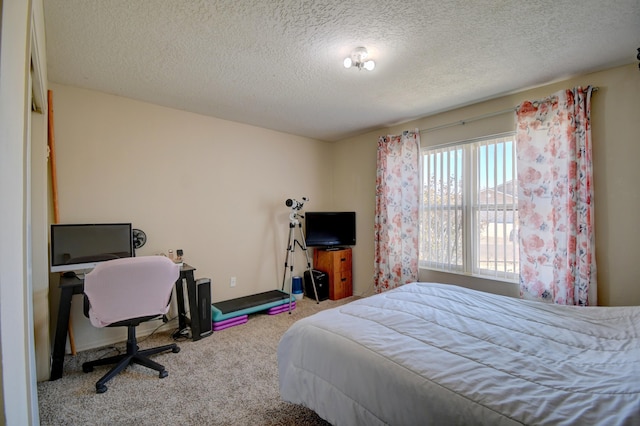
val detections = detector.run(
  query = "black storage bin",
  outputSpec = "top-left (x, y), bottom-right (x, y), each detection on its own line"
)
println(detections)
top-left (303, 269), bottom-right (329, 301)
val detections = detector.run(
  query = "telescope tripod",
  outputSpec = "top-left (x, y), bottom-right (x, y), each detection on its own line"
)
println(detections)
top-left (281, 214), bottom-right (319, 313)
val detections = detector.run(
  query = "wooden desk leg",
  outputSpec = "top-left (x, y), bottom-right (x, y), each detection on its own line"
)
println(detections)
top-left (50, 286), bottom-right (73, 380)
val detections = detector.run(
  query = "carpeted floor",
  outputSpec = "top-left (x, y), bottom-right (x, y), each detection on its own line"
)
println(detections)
top-left (38, 296), bottom-right (357, 425)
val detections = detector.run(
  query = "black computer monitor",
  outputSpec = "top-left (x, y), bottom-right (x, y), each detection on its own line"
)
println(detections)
top-left (50, 223), bottom-right (134, 273)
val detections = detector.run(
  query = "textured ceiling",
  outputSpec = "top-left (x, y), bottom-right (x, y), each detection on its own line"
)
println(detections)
top-left (43, 0), bottom-right (640, 141)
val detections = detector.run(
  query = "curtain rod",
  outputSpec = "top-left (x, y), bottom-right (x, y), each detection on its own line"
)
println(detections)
top-left (419, 86), bottom-right (598, 134)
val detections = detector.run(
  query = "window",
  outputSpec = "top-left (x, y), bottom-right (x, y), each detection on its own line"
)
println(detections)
top-left (420, 133), bottom-right (519, 281)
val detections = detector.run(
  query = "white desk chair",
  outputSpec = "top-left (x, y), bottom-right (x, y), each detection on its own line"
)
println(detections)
top-left (82, 256), bottom-right (180, 393)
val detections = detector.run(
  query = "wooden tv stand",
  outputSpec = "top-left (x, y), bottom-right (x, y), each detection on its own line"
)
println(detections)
top-left (313, 247), bottom-right (352, 300)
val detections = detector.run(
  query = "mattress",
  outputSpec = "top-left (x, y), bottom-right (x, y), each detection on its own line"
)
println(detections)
top-left (278, 283), bottom-right (640, 425)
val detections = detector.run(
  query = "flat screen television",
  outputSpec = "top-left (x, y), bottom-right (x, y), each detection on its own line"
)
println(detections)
top-left (50, 223), bottom-right (134, 273)
top-left (304, 212), bottom-right (356, 248)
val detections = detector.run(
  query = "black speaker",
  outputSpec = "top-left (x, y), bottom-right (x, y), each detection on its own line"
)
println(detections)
top-left (303, 270), bottom-right (329, 301)
top-left (196, 278), bottom-right (213, 338)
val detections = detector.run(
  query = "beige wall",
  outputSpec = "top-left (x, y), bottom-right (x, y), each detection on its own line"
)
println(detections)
top-left (336, 63), bottom-right (640, 306)
top-left (49, 83), bottom-right (334, 351)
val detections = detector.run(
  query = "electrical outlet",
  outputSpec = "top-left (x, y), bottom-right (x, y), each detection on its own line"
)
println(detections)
top-left (230, 277), bottom-right (236, 287)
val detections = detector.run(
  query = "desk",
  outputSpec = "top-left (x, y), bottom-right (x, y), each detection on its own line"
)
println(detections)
top-left (50, 263), bottom-right (200, 381)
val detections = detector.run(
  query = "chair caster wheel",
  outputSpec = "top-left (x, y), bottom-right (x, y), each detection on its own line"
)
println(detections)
top-left (159, 370), bottom-right (168, 379)
top-left (96, 384), bottom-right (107, 394)
top-left (172, 346), bottom-right (180, 353)
top-left (82, 364), bottom-right (93, 373)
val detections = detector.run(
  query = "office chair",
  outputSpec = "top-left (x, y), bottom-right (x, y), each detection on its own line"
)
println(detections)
top-left (81, 256), bottom-right (181, 393)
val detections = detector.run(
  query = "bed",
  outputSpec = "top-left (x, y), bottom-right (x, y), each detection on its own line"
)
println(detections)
top-left (278, 282), bottom-right (640, 425)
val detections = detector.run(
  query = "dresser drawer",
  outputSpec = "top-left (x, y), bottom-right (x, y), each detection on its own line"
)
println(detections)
top-left (330, 270), bottom-right (352, 300)
top-left (331, 249), bottom-right (351, 273)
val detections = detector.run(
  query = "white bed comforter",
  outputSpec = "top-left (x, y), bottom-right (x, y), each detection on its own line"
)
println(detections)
top-left (278, 283), bottom-right (640, 425)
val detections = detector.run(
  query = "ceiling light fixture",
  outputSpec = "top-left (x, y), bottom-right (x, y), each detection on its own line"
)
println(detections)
top-left (343, 47), bottom-right (375, 71)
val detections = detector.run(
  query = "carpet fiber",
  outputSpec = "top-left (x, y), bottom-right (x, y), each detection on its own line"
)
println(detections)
top-left (38, 296), bottom-right (356, 425)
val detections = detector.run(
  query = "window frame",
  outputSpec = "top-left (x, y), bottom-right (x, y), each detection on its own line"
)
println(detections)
top-left (420, 132), bottom-right (519, 283)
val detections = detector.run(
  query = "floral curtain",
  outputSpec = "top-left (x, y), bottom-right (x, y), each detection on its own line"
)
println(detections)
top-left (516, 86), bottom-right (596, 305)
top-left (374, 131), bottom-right (420, 293)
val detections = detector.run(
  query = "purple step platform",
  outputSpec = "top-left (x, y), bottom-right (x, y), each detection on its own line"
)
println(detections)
top-left (267, 301), bottom-right (296, 315)
top-left (211, 300), bottom-right (295, 331)
top-left (213, 314), bottom-right (248, 331)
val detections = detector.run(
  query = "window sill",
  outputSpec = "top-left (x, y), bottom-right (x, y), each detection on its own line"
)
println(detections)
top-left (418, 267), bottom-right (519, 298)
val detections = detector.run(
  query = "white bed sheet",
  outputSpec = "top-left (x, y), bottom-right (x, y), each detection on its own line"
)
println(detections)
top-left (278, 283), bottom-right (640, 425)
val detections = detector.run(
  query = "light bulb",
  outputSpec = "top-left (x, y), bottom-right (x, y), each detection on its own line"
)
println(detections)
top-left (343, 57), bottom-right (352, 68)
top-left (364, 60), bottom-right (375, 71)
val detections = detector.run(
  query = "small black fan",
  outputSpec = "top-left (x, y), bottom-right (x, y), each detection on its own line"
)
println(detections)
top-left (132, 228), bottom-right (147, 249)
